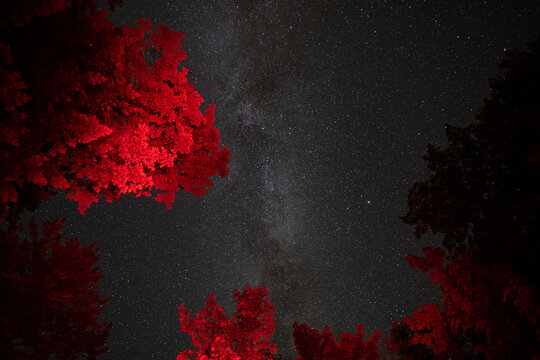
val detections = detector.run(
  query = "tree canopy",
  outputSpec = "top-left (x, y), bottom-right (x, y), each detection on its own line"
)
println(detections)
top-left (0, 218), bottom-right (110, 359)
top-left (177, 285), bottom-right (277, 360)
top-left (0, 0), bottom-right (230, 220)
top-left (403, 40), bottom-right (540, 267)
top-left (391, 40), bottom-right (540, 360)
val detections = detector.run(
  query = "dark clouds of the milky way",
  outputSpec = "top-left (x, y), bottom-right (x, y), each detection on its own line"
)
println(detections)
top-left (27, 1), bottom-right (539, 358)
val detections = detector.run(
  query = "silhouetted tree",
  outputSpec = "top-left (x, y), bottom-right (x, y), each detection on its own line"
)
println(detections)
top-left (391, 40), bottom-right (540, 360)
top-left (293, 322), bottom-right (381, 360)
top-left (0, 218), bottom-right (110, 359)
top-left (0, 0), bottom-right (230, 220)
top-left (403, 40), bottom-right (540, 268)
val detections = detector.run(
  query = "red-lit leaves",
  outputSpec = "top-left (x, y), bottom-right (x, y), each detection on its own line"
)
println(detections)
top-left (177, 284), bottom-right (384, 360)
top-left (0, 1), bottom-right (230, 219)
top-left (385, 247), bottom-right (540, 360)
top-left (177, 285), bottom-right (276, 360)
top-left (400, 304), bottom-right (448, 356)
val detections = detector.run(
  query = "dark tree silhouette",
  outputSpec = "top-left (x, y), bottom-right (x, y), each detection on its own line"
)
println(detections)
top-left (403, 40), bottom-right (540, 266)
top-left (389, 40), bottom-right (540, 360)
top-left (0, 0), bottom-right (230, 219)
top-left (177, 285), bottom-right (277, 360)
top-left (293, 322), bottom-right (381, 360)
top-left (0, 218), bottom-right (110, 359)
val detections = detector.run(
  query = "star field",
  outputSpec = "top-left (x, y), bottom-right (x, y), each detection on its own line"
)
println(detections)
top-left (29, 0), bottom-right (540, 358)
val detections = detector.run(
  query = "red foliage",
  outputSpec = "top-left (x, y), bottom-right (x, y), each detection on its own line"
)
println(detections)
top-left (293, 322), bottom-right (381, 360)
top-left (400, 304), bottom-right (448, 356)
top-left (385, 247), bottom-right (540, 360)
top-left (177, 285), bottom-right (383, 360)
top-left (0, 218), bottom-right (110, 359)
top-left (0, 0), bottom-right (230, 219)
top-left (177, 285), bottom-right (277, 360)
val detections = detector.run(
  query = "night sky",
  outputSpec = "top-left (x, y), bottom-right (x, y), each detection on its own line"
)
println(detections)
top-left (26, 1), bottom-right (540, 358)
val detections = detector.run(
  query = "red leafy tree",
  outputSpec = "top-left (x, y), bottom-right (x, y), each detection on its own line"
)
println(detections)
top-left (177, 285), bottom-right (277, 360)
top-left (0, 218), bottom-right (111, 359)
top-left (385, 248), bottom-right (540, 360)
top-left (177, 285), bottom-right (382, 360)
top-left (386, 247), bottom-right (540, 359)
top-left (0, 0), bottom-right (230, 219)
top-left (292, 322), bottom-right (381, 360)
